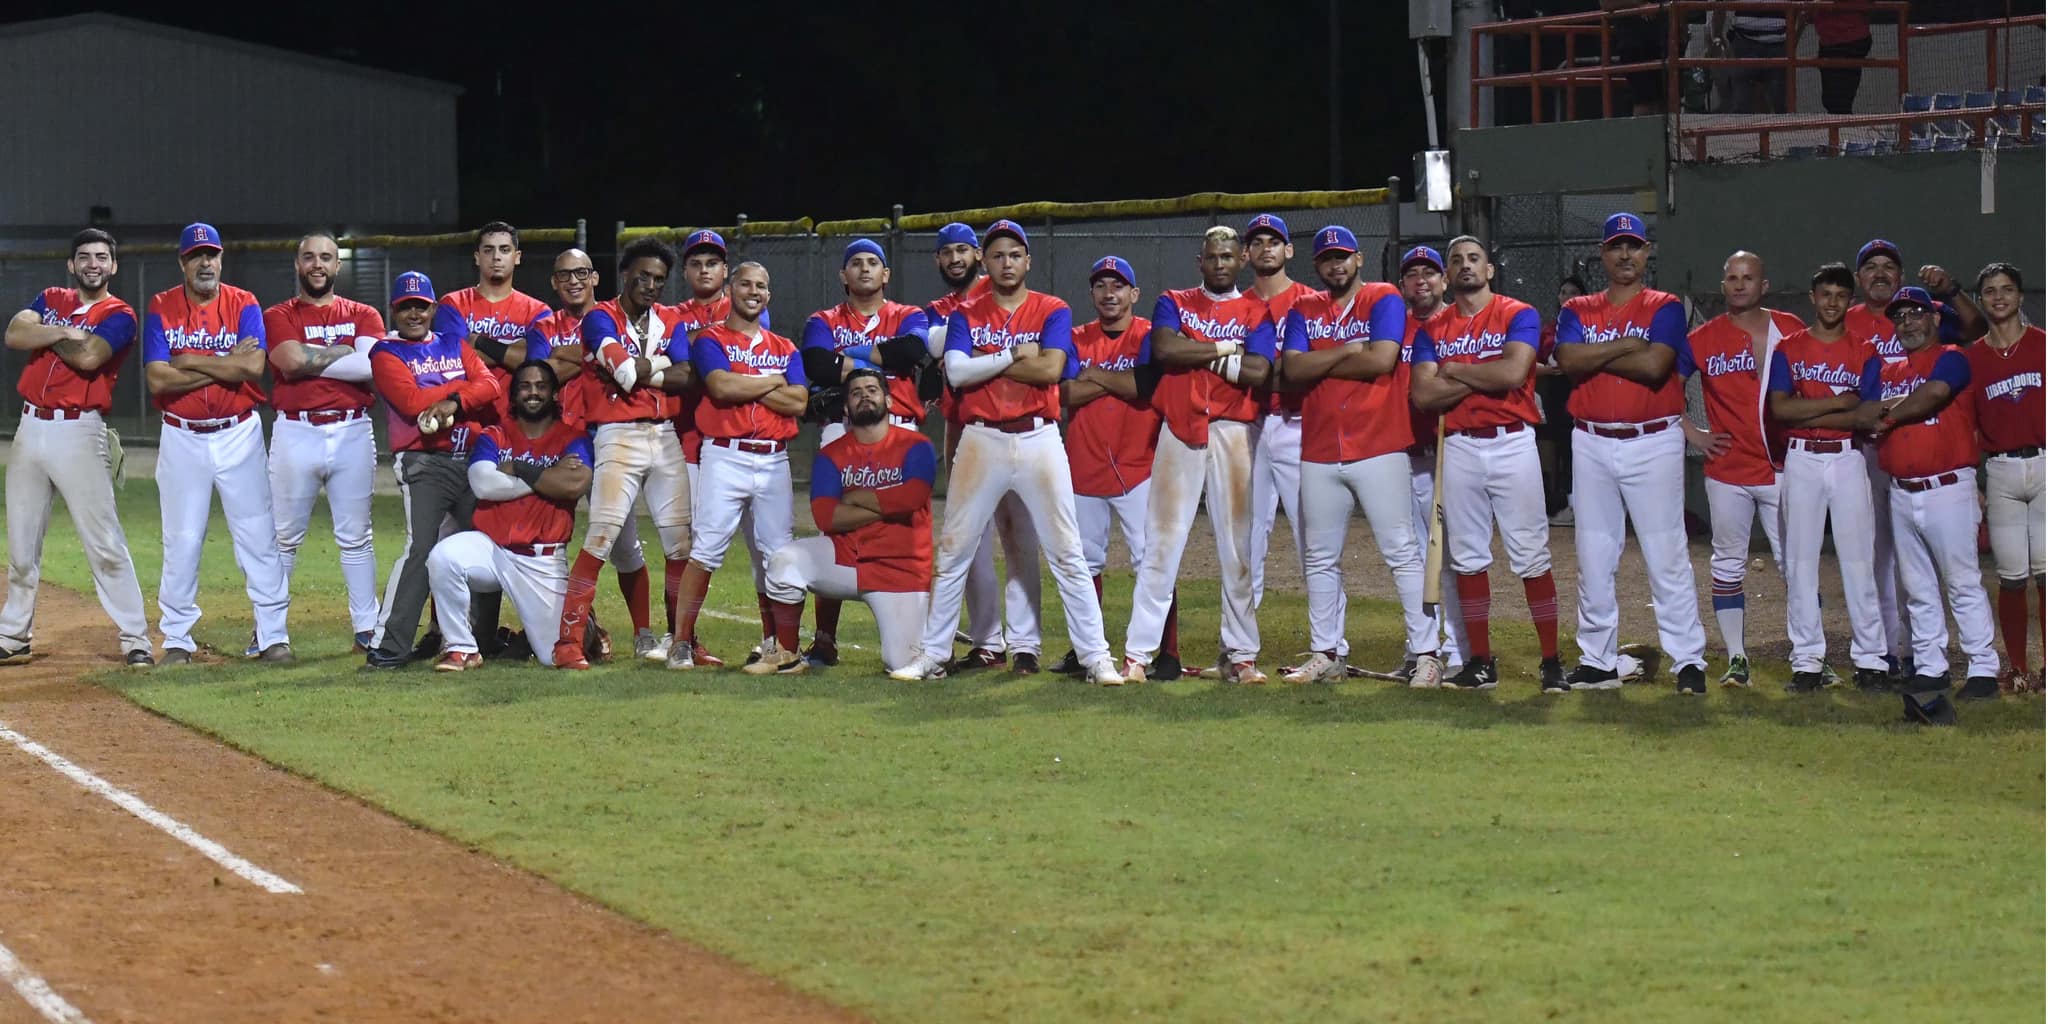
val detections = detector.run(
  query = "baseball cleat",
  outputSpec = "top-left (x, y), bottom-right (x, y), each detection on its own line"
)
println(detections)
top-left (1821, 664), bottom-right (1845, 688)
top-left (1087, 658), bottom-right (1125, 687)
top-left (1784, 670), bottom-right (1826, 694)
top-left (744, 645), bottom-right (807, 676)
top-left (690, 639), bottom-right (724, 668)
top-left (556, 654), bottom-right (592, 671)
top-left (363, 648), bottom-right (405, 671)
top-left (1853, 667), bottom-right (1893, 694)
top-left (257, 643), bottom-right (295, 664)
top-left (1998, 668), bottom-right (2036, 695)
top-left (664, 642), bottom-right (697, 671)
top-left (1448, 656), bottom-right (1499, 690)
top-left (1051, 650), bottom-right (1084, 676)
top-left (1566, 664), bottom-right (1621, 691)
top-left (434, 651), bottom-right (474, 673)
top-left (1147, 652), bottom-right (1185, 682)
top-left (1221, 659), bottom-right (1268, 685)
top-left (742, 638), bottom-right (773, 668)
top-left (1675, 664), bottom-right (1707, 695)
top-left (1718, 655), bottom-right (1751, 688)
top-left (162, 648), bottom-right (195, 666)
top-left (802, 635), bottom-right (839, 668)
top-left (352, 630), bottom-right (375, 653)
top-left (1957, 675), bottom-right (2001, 701)
top-left (888, 653), bottom-right (947, 682)
top-left (1283, 652), bottom-right (1344, 685)
top-left (1011, 652), bottom-right (1042, 676)
top-left (0, 641), bottom-right (31, 665)
top-left (1406, 653), bottom-right (1445, 689)
top-left (1122, 657), bottom-right (1149, 685)
top-left (125, 649), bottom-right (155, 669)
top-left (633, 629), bottom-right (666, 661)
top-left (948, 647), bottom-right (1006, 675)
top-left (1539, 656), bottom-right (1569, 694)
top-left (243, 631), bottom-right (262, 659)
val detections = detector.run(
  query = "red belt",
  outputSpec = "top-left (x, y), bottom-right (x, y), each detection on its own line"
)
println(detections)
top-left (973, 416), bottom-right (1049, 434)
top-left (22, 404), bottom-right (87, 421)
top-left (163, 411), bottom-right (253, 434)
top-left (1577, 418), bottom-right (1674, 440)
top-left (1895, 471), bottom-right (1963, 493)
top-left (1788, 437), bottom-right (1858, 454)
top-left (281, 408), bottom-right (368, 425)
top-left (1451, 421), bottom-right (1526, 440)
top-left (708, 437), bottom-right (787, 455)
top-left (507, 542), bottom-right (568, 557)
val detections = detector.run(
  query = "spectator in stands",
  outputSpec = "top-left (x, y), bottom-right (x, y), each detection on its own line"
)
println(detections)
top-left (1539, 275), bottom-right (1588, 525)
top-left (1711, 3), bottom-right (1790, 113)
top-left (1803, 1), bottom-right (1874, 115)
top-left (1603, 0), bottom-right (1669, 116)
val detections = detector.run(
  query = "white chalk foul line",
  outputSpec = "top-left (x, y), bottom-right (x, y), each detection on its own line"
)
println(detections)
top-left (0, 938), bottom-right (91, 1024)
top-left (0, 722), bottom-right (302, 895)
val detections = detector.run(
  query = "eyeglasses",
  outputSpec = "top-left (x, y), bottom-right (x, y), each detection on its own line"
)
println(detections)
top-left (1888, 307), bottom-right (1930, 322)
top-left (551, 268), bottom-right (595, 282)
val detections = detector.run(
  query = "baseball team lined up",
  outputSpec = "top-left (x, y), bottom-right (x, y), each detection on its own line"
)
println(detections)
top-left (2, 214), bottom-right (2040, 726)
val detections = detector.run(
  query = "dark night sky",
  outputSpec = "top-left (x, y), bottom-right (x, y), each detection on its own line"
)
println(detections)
top-left (23, 2), bottom-right (1435, 229)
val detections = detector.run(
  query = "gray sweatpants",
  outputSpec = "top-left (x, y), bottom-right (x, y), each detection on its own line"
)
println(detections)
top-left (371, 450), bottom-right (474, 658)
top-left (0, 411), bottom-right (150, 655)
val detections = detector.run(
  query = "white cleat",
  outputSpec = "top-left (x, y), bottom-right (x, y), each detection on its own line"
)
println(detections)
top-left (888, 653), bottom-right (947, 682)
top-left (1089, 658), bottom-right (1126, 687)
top-left (1282, 651), bottom-right (1344, 685)
top-left (1407, 653), bottom-right (1445, 689)
top-left (641, 631), bottom-right (673, 662)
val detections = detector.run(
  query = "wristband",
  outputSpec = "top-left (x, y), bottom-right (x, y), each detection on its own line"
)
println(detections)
top-left (649, 369), bottom-right (666, 389)
top-left (611, 358), bottom-right (639, 392)
top-left (1224, 352), bottom-right (1244, 384)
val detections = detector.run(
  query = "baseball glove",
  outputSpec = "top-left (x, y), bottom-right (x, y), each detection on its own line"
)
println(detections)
top-left (105, 426), bottom-right (126, 488)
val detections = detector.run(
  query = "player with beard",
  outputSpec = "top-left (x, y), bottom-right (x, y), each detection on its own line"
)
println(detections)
top-left (1395, 246), bottom-right (1466, 679)
top-left (1241, 214), bottom-right (1318, 619)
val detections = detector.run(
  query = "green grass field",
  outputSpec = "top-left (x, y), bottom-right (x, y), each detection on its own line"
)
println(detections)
top-left (6, 477), bottom-right (2042, 1023)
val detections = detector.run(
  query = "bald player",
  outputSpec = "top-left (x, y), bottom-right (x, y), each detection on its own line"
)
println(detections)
top-left (1553, 213), bottom-right (1708, 695)
top-left (1, 228), bottom-right (152, 667)
top-left (1395, 245), bottom-right (1467, 678)
top-left (1681, 251), bottom-right (1802, 686)
top-left (1967, 262), bottom-right (2044, 692)
top-left (1282, 226), bottom-right (1434, 685)
top-left (1408, 237), bottom-right (1564, 692)
top-left (1242, 213), bottom-right (1318, 614)
top-left (1122, 225), bottom-right (1277, 684)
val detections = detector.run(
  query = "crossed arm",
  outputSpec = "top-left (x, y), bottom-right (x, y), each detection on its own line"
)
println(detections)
top-left (1281, 340), bottom-right (1400, 386)
top-left (1146, 325), bottom-right (1272, 388)
top-left (5, 310), bottom-right (117, 372)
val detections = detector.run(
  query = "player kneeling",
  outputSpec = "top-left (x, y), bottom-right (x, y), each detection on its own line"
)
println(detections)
top-left (425, 360), bottom-right (594, 670)
top-left (763, 370), bottom-right (935, 674)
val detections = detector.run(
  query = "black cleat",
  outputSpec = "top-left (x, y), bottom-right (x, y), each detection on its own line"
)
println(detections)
top-left (1566, 664), bottom-right (1621, 691)
top-left (0, 641), bottom-right (32, 665)
top-left (1011, 652), bottom-right (1041, 675)
top-left (1958, 675), bottom-right (2001, 701)
top-left (1676, 664), bottom-right (1707, 695)
top-left (948, 648), bottom-right (1006, 675)
top-left (125, 649), bottom-right (155, 669)
top-left (160, 648), bottom-right (193, 666)
top-left (1853, 667), bottom-right (1893, 694)
top-left (1051, 649), bottom-right (1083, 676)
top-left (1147, 652), bottom-right (1184, 682)
top-left (1785, 671), bottom-right (1826, 694)
top-left (1539, 656), bottom-right (1568, 694)
top-left (801, 636), bottom-right (839, 668)
top-left (364, 648), bottom-right (407, 671)
top-left (1448, 656), bottom-right (1499, 690)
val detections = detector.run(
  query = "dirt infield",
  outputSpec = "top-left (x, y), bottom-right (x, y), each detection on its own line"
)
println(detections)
top-left (0, 588), bottom-right (863, 1024)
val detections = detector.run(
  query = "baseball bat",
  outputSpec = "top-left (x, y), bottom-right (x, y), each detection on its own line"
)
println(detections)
top-left (1422, 415), bottom-right (1448, 615)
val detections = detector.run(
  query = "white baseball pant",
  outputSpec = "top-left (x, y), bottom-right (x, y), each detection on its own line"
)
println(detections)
top-left (920, 422), bottom-right (1109, 664)
top-left (268, 415), bottom-right (379, 634)
top-left (1570, 423), bottom-right (1706, 672)
top-left (1076, 480), bottom-right (1149, 576)
top-left (1986, 453), bottom-right (2045, 581)
top-left (945, 421), bottom-right (1040, 655)
top-left (584, 422), bottom-right (691, 559)
top-left (1441, 429), bottom-right (1550, 578)
top-left (426, 531), bottom-right (568, 667)
top-left (0, 410), bottom-right (150, 654)
top-left (1888, 472), bottom-right (1999, 678)
top-left (1780, 446), bottom-right (1890, 672)
top-left (1408, 450), bottom-right (1466, 667)
top-left (1126, 420), bottom-right (1257, 666)
top-left (1864, 450), bottom-right (1910, 658)
top-left (689, 442), bottom-right (794, 593)
top-left (156, 415), bottom-right (291, 653)
top-left (1300, 453), bottom-right (1432, 657)
top-left (1704, 475), bottom-right (1785, 658)
top-left (1248, 411), bottom-right (1304, 608)
top-left (765, 535), bottom-right (928, 671)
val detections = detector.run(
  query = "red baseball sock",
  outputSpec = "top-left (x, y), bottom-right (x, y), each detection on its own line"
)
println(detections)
top-left (1999, 586), bottom-right (2029, 673)
top-left (1163, 589), bottom-right (1181, 660)
top-left (672, 563), bottom-right (714, 651)
top-left (664, 559), bottom-right (686, 636)
top-left (770, 598), bottom-right (804, 653)
top-left (814, 598), bottom-right (843, 640)
top-left (1523, 571), bottom-right (1560, 660)
top-left (558, 551), bottom-right (606, 661)
top-left (757, 591), bottom-right (776, 642)
top-left (1456, 571), bottom-right (1493, 658)
top-left (616, 567), bottom-right (651, 632)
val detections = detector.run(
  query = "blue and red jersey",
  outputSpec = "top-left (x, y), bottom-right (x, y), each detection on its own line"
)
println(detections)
top-left (469, 420), bottom-right (594, 548)
top-left (1684, 309), bottom-right (1805, 484)
top-left (1258, 280), bottom-right (1318, 417)
top-left (434, 287), bottom-right (548, 351)
top-left (1845, 300), bottom-right (1966, 360)
top-left (811, 425), bottom-right (937, 593)
top-left (1410, 294), bottom-right (1542, 433)
top-left (1066, 316), bottom-right (1160, 497)
top-left (1145, 288), bottom-right (1277, 447)
top-left (523, 307), bottom-right (589, 424)
top-left (577, 298), bottom-right (683, 425)
top-left (1402, 305), bottom-right (1453, 445)
top-left (1769, 329), bottom-right (1876, 442)
top-left (18, 288), bottom-right (137, 414)
top-left (263, 295), bottom-right (384, 415)
top-left (144, 284), bottom-right (267, 420)
top-left (1861, 344), bottom-right (1976, 479)
top-left (946, 290), bottom-right (1076, 424)
top-left (802, 300), bottom-right (930, 421)
top-left (1285, 282), bottom-right (1411, 463)
top-left (1557, 288), bottom-right (1691, 424)
top-left (928, 278), bottom-right (993, 426)
top-left (690, 323), bottom-right (806, 442)
top-left (370, 332), bottom-right (501, 454)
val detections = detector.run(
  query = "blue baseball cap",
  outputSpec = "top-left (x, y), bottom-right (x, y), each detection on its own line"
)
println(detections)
top-left (983, 219), bottom-right (1028, 249)
top-left (1602, 213), bottom-right (1648, 245)
top-left (682, 229), bottom-right (726, 257)
top-left (179, 222), bottom-right (223, 256)
top-left (1311, 225), bottom-right (1358, 257)
top-left (1399, 245), bottom-right (1445, 273)
top-left (843, 238), bottom-right (887, 267)
top-left (936, 222), bottom-right (978, 251)
top-left (1089, 256), bottom-right (1136, 287)
top-left (1885, 285), bottom-right (1936, 316)
top-left (1857, 238), bottom-right (1902, 268)
top-left (391, 271), bottom-right (436, 306)
top-left (1245, 213), bottom-right (1290, 241)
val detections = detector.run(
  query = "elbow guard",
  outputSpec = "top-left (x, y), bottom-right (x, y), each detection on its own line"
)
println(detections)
top-left (877, 335), bottom-right (930, 373)
top-left (473, 338), bottom-right (511, 365)
top-left (801, 346), bottom-right (844, 385)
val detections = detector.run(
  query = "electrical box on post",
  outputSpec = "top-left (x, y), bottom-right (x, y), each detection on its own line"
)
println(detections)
top-left (1410, 0), bottom-right (1452, 39)
top-left (1416, 150), bottom-right (1454, 213)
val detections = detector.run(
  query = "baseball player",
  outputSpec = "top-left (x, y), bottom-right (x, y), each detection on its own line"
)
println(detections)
top-left (925, 223), bottom-right (1042, 675)
top-left (1767, 263), bottom-right (1891, 692)
top-left (1281, 226), bottom-right (1435, 685)
top-left (892, 219), bottom-right (1121, 686)
top-left (1848, 285), bottom-right (1999, 722)
top-left (1058, 255), bottom-right (1181, 679)
top-left (143, 223), bottom-right (293, 665)
top-left (426, 360), bottom-right (594, 670)
top-left (1681, 251), bottom-right (1802, 686)
top-left (364, 271), bottom-right (502, 668)
top-left (264, 231), bottom-right (384, 651)
top-left (1966, 261), bottom-right (2044, 692)
top-left (1395, 245), bottom-right (1467, 678)
top-left (1121, 225), bottom-right (1276, 685)
top-left (764, 369), bottom-right (936, 673)
top-left (1242, 213), bottom-right (1318, 614)
top-left (557, 239), bottom-right (693, 671)
top-left (0, 228), bottom-right (152, 667)
top-left (1407, 237), bottom-right (1564, 692)
top-left (1552, 213), bottom-right (1708, 695)
top-left (668, 262), bottom-right (807, 672)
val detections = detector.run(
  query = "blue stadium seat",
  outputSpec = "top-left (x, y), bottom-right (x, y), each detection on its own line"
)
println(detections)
top-left (1932, 93), bottom-right (1964, 110)
top-left (1964, 90), bottom-right (1996, 108)
top-left (1994, 112), bottom-right (2020, 135)
top-left (1906, 136), bottom-right (1936, 153)
top-left (1900, 93), bottom-right (1933, 112)
top-left (1933, 135), bottom-right (1968, 152)
top-left (1997, 88), bottom-right (2024, 107)
top-left (1929, 93), bottom-right (1968, 137)
top-left (2027, 85), bottom-right (2046, 105)
top-left (1843, 141), bottom-right (1876, 156)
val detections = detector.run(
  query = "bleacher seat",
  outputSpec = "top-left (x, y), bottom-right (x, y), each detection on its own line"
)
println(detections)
top-left (1964, 90), bottom-right (1996, 108)
top-left (1906, 136), bottom-right (1936, 153)
top-left (1901, 93), bottom-right (1933, 112)
top-left (1997, 88), bottom-right (2024, 107)
top-left (1994, 112), bottom-right (2020, 135)
top-left (2026, 85), bottom-right (2046, 105)
top-left (1930, 93), bottom-right (1967, 136)
top-left (1843, 141), bottom-right (1876, 156)
top-left (1933, 136), bottom-right (1968, 152)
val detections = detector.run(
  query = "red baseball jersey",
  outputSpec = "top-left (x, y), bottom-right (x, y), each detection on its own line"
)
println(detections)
top-left (1410, 294), bottom-right (1542, 433)
top-left (17, 288), bottom-right (137, 414)
top-left (468, 420), bottom-right (594, 548)
top-left (1401, 305), bottom-right (1454, 446)
top-left (522, 307), bottom-right (589, 425)
top-left (945, 290), bottom-right (1076, 424)
top-left (1066, 316), bottom-right (1160, 497)
top-left (1257, 280), bottom-right (1318, 416)
top-left (1145, 288), bottom-right (1278, 447)
top-left (434, 287), bottom-right (548, 351)
top-left (144, 284), bottom-right (267, 420)
top-left (928, 278), bottom-right (993, 426)
top-left (803, 300), bottom-right (931, 421)
top-left (669, 295), bottom-right (733, 462)
top-left (811, 425), bottom-right (937, 593)
top-left (263, 295), bottom-right (384, 415)
top-left (1966, 326), bottom-right (2045, 453)
top-left (1768, 329), bottom-right (1876, 442)
top-left (1862, 344), bottom-right (1977, 479)
top-left (576, 299), bottom-right (684, 425)
top-left (370, 333), bottom-right (502, 455)
top-left (1845, 300), bottom-right (1966, 361)
top-left (1285, 283), bottom-right (1414, 463)
top-left (1686, 309), bottom-right (1805, 485)
top-left (690, 323), bottom-right (807, 441)
top-left (1556, 288), bottom-right (1690, 424)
